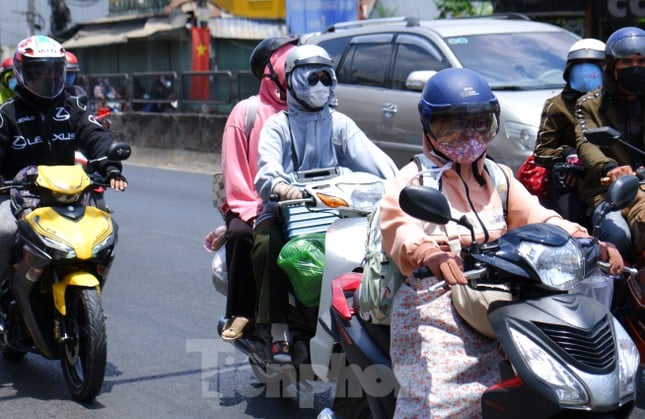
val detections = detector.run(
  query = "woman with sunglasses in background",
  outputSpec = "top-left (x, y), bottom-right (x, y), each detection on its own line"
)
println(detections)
top-left (252, 44), bottom-right (397, 362)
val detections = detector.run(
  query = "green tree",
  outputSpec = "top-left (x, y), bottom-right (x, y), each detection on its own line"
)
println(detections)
top-left (434, 0), bottom-right (492, 18)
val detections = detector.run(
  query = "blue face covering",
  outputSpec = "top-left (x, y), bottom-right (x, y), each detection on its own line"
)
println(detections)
top-left (65, 73), bottom-right (77, 88)
top-left (7, 77), bottom-right (16, 91)
top-left (569, 62), bottom-right (603, 93)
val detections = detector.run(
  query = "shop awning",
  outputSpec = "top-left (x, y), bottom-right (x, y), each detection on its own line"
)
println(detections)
top-left (208, 17), bottom-right (287, 40)
top-left (62, 11), bottom-right (288, 48)
top-left (62, 14), bottom-right (190, 49)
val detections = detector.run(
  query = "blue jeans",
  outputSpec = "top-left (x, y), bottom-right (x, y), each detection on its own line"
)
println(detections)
top-left (592, 204), bottom-right (632, 259)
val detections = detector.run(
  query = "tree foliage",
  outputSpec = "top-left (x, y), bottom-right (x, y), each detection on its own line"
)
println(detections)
top-left (434, 0), bottom-right (492, 18)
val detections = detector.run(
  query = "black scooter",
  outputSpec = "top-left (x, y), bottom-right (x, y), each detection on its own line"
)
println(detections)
top-left (329, 173), bottom-right (641, 418)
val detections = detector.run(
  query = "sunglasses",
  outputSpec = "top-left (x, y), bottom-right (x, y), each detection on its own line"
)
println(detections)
top-left (433, 114), bottom-right (495, 133)
top-left (306, 71), bottom-right (333, 87)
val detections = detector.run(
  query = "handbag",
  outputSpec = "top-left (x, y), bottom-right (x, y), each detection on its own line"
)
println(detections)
top-left (212, 172), bottom-right (226, 215)
top-left (517, 155), bottom-right (549, 197)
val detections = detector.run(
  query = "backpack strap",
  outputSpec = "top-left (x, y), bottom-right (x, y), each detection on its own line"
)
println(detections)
top-left (244, 95), bottom-right (258, 140)
top-left (412, 153), bottom-right (449, 188)
top-left (243, 95), bottom-right (258, 159)
top-left (483, 159), bottom-right (509, 217)
top-left (413, 153), bottom-right (461, 253)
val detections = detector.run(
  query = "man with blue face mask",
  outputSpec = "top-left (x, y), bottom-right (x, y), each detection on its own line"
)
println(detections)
top-left (532, 38), bottom-right (606, 228)
top-left (252, 44), bottom-right (397, 363)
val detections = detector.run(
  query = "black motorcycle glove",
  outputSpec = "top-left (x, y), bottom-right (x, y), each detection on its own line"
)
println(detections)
top-left (105, 166), bottom-right (127, 183)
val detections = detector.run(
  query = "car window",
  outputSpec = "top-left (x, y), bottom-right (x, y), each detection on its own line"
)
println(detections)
top-left (315, 36), bottom-right (353, 69)
top-left (392, 34), bottom-right (449, 90)
top-left (337, 35), bottom-right (394, 87)
top-left (445, 31), bottom-right (577, 89)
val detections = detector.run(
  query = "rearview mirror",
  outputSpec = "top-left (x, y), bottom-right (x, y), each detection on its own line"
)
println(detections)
top-left (399, 185), bottom-right (451, 224)
top-left (585, 126), bottom-right (645, 159)
top-left (107, 142), bottom-right (131, 161)
top-left (405, 71), bottom-right (437, 92)
top-left (606, 174), bottom-right (638, 210)
top-left (584, 127), bottom-right (621, 147)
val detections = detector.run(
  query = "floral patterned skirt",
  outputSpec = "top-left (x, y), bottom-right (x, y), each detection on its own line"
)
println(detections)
top-left (390, 278), bottom-right (502, 418)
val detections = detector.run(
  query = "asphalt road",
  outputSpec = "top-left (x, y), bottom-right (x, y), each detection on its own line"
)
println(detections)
top-left (0, 164), bottom-right (333, 418)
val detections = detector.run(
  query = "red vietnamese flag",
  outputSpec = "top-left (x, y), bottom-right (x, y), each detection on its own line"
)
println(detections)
top-left (191, 26), bottom-right (210, 100)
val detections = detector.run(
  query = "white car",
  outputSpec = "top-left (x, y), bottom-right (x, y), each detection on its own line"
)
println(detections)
top-left (301, 15), bottom-right (580, 172)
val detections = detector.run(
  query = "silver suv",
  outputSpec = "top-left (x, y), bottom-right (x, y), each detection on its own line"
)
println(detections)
top-left (301, 15), bottom-right (580, 172)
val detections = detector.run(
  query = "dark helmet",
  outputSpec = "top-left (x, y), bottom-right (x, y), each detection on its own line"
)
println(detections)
top-left (606, 26), bottom-right (645, 61)
top-left (418, 68), bottom-right (500, 135)
top-left (249, 36), bottom-right (299, 79)
top-left (563, 38), bottom-right (606, 82)
top-left (65, 50), bottom-right (80, 72)
top-left (13, 35), bottom-right (66, 99)
top-left (64, 50), bottom-right (80, 88)
top-left (0, 56), bottom-right (13, 77)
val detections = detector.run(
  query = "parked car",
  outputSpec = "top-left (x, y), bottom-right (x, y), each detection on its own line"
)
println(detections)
top-left (301, 15), bottom-right (580, 172)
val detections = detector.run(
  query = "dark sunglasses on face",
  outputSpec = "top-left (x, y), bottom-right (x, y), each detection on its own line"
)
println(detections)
top-left (307, 71), bottom-right (333, 86)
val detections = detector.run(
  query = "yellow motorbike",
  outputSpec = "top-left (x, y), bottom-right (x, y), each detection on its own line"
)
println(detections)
top-left (0, 142), bottom-right (130, 402)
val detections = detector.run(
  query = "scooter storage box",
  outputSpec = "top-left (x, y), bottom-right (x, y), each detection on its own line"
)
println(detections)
top-left (282, 204), bottom-right (338, 240)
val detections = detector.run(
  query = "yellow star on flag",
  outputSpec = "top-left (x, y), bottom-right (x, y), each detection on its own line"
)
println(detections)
top-left (196, 43), bottom-right (207, 56)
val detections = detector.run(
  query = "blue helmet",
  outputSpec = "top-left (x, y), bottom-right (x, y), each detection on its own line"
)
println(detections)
top-left (606, 26), bottom-right (645, 60)
top-left (418, 68), bottom-right (500, 135)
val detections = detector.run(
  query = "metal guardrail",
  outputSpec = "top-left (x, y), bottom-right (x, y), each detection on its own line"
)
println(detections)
top-left (76, 70), bottom-right (260, 115)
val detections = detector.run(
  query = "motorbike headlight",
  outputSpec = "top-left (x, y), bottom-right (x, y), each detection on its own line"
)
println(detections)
top-left (39, 234), bottom-right (76, 259)
top-left (510, 327), bottom-right (588, 405)
top-left (92, 235), bottom-right (114, 257)
top-left (347, 181), bottom-right (385, 213)
top-left (517, 238), bottom-right (584, 290)
top-left (613, 317), bottom-right (640, 400)
top-left (52, 190), bottom-right (82, 204)
top-left (504, 121), bottom-right (538, 151)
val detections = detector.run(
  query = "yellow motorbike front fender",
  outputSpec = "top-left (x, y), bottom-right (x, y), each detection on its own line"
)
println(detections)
top-left (52, 272), bottom-right (101, 316)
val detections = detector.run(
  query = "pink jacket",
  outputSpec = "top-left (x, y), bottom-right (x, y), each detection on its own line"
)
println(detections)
top-left (380, 151), bottom-right (588, 276)
top-left (220, 43), bottom-right (294, 222)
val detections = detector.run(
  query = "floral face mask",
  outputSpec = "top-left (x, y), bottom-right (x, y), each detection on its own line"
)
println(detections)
top-left (429, 114), bottom-right (497, 164)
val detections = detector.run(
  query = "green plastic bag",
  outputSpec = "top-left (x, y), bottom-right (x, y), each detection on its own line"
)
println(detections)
top-left (277, 232), bottom-right (326, 307)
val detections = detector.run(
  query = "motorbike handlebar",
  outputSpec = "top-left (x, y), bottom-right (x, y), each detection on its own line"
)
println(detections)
top-left (413, 266), bottom-right (489, 293)
top-left (0, 179), bottom-right (24, 193)
top-left (276, 196), bottom-right (316, 207)
top-left (598, 260), bottom-right (638, 277)
top-left (600, 166), bottom-right (645, 186)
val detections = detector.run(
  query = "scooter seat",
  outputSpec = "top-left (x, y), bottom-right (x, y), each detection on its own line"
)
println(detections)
top-left (353, 292), bottom-right (391, 357)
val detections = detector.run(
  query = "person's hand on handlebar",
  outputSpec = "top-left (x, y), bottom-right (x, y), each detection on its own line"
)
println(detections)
top-left (605, 165), bottom-right (634, 183)
top-left (598, 240), bottom-right (623, 275)
top-left (106, 168), bottom-right (128, 192)
top-left (423, 250), bottom-right (467, 285)
top-left (272, 181), bottom-right (302, 200)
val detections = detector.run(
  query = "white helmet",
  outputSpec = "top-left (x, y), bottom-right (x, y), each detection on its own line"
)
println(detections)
top-left (567, 38), bottom-right (606, 61)
top-left (13, 35), bottom-right (66, 99)
top-left (284, 45), bottom-right (333, 76)
top-left (564, 38), bottom-right (605, 81)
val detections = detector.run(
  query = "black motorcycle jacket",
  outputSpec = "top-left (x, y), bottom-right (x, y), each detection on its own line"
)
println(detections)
top-left (0, 86), bottom-right (122, 179)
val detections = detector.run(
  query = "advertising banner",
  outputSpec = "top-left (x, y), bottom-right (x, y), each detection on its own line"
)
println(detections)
top-left (287, 0), bottom-right (358, 34)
